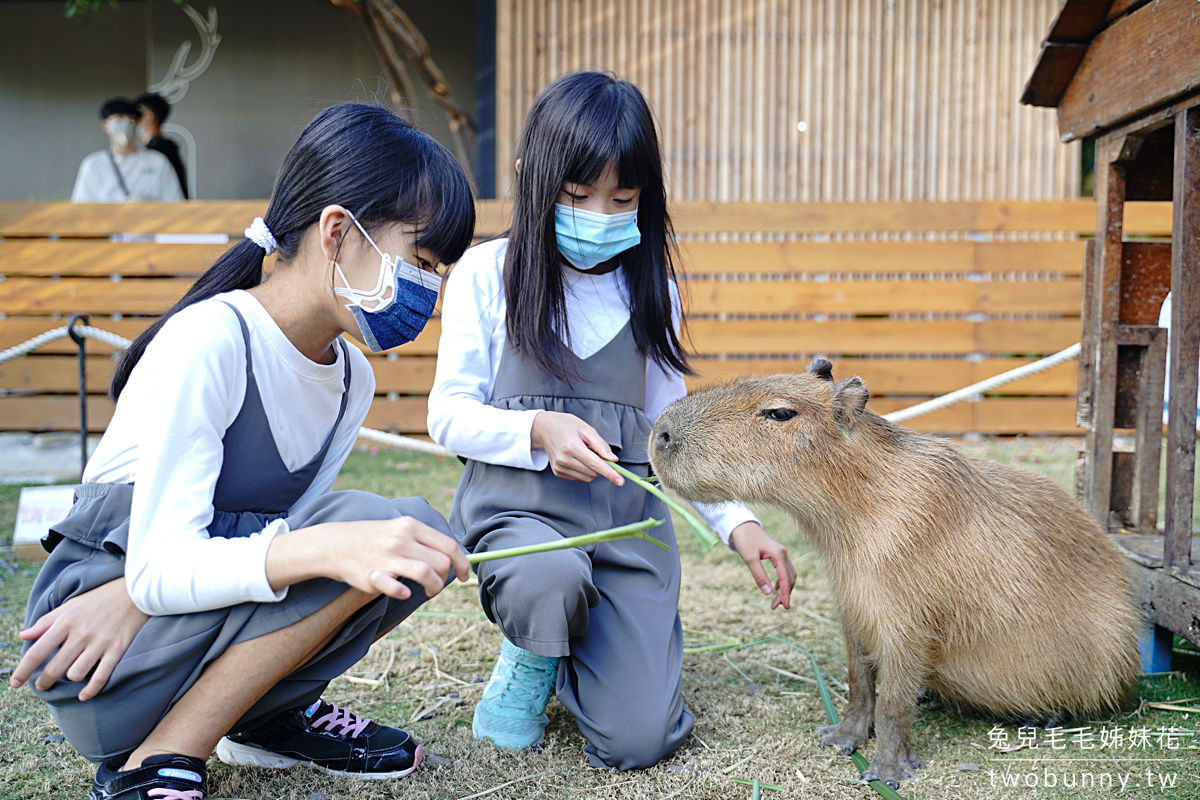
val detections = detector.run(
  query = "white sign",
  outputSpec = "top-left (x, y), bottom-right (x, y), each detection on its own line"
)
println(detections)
top-left (13, 485), bottom-right (75, 561)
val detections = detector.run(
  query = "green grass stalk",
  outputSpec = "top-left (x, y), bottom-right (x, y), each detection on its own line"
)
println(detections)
top-left (465, 518), bottom-right (668, 565)
top-left (607, 462), bottom-right (720, 550)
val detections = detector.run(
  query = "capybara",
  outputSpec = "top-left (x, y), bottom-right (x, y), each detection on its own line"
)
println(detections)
top-left (649, 360), bottom-right (1140, 788)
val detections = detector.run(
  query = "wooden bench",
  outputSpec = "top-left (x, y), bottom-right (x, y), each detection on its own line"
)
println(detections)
top-left (0, 199), bottom-right (1173, 436)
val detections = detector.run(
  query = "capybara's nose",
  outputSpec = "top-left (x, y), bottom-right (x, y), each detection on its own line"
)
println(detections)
top-left (654, 421), bottom-right (672, 451)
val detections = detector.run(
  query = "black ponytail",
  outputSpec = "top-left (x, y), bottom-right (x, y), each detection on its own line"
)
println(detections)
top-left (110, 102), bottom-right (475, 399)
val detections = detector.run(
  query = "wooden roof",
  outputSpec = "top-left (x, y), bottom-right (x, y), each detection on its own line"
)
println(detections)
top-left (1022, 0), bottom-right (1200, 141)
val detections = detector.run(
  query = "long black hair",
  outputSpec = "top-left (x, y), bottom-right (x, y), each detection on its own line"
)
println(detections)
top-left (111, 102), bottom-right (475, 399)
top-left (504, 70), bottom-right (690, 384)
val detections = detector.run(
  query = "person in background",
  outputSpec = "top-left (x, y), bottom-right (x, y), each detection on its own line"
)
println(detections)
top-left (71, 97), bottom-right (184, 203)
top-left (135, 92), bottom-right (189, 199)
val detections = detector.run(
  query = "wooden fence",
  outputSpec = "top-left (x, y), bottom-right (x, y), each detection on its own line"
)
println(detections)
top-left (0, 199), bottom-right (1174, 437)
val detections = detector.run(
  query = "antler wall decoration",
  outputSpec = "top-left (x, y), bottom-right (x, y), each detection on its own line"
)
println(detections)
top-left (149, 3), bottom-right (222, 103)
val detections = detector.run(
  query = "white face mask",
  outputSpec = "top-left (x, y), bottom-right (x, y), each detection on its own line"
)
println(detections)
top-left (106, 117), bottom-right (136, 149)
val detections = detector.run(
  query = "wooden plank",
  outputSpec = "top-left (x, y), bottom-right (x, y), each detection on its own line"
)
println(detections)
top-left (475, 199), bottom-right (512, 238)
top-left (0, 201), bottom-right (267, 237)
top-left (1106, 0), bottom-right (1155, 24)
top-left (669, 201), bottom-right (977, 234)
top-left (864, 397), bottom-right (973, 433)
top-left (974, 199), bottom-right (1171, 235)
top-left (362, 397), bottom-right (430, 433)
top-left (0, 278), bottom-right (190, 315)
top-left (0, 241), bottom-right (221, 277)
top-left (688, 356), bottom-right (1078, 395)
top-left (1119, 241), bottom-right (1172, 325)
top-left (365, 356), bottom-right (438, 393)
top-left (1046, 0), bottom-right (1112, 43)
top-left (687, 319), bottom-right (1080, 358)
top-left (0, 316), bottom-right (443, 357)
top-left (0, 354), bottom-right (435, 416)
top-left (972, 397), bottom-right (1085, 433)
top-left (0, 318), bottom-right (151, 353)
top-left (683, 278), bottom-right (1082, 316)
top-left (1056, 0), bottom-right (1200, 140)
top-left (679, 240), bottom-right (1089, 276)
top-left (0, 355), bottom-right (116, 393)
top-left (1021, 42), bottom-right (1088, 108)
top-left (1165, 106), bottom-right (1200, 570)
top-left (686, 318), bottom-right (977, 356)
top-left (0, 396), bottom-right (114, 432)
top-left (679, 240), bottom-right (969, 275)
top-left (974, 318), bottom-right (1083, 353)
top-left (973, 240), bottom-right (1088, 274)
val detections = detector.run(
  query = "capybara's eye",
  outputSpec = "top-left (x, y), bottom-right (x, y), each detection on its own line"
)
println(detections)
top-left (761, 408), bottom-right (798, 421)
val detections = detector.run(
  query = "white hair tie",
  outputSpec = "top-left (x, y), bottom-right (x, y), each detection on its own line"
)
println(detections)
top-left (244, 217), bottom-right (277, 256)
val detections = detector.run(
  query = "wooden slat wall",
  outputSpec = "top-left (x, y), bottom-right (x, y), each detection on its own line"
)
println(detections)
top-left (0, 200), bottom-right (1175, 436)
top-left (493, 0), bottom-right (1081, 203)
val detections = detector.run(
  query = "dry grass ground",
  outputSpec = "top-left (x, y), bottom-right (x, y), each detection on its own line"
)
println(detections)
top-left (2, 438), bottom-right (1199, 800)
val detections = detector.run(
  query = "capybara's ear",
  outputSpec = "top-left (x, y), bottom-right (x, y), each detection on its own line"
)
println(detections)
top-left (832, 376), bottom-right (869, 426)
top-left (806, 358), bottom-right (834, 382)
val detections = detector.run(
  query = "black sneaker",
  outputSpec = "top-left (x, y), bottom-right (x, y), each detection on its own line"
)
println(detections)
top-left (215, 699), bottom-right (422, 780)
top-left (89, 753), bottom-right (207, 800)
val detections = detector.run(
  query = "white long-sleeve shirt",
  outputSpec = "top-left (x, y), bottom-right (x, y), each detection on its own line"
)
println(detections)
top-left (84, 290), bottom-right (374, 615)
top-left (71, 147), bottom-right (185, 203)
top-left (428, 238), bottom-right (757, 545)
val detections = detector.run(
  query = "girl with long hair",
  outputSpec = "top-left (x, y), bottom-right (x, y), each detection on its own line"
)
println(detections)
top-left (13, 102), bottom-right (474, 799)
top-left (428, 71), bottom-right (796, 770)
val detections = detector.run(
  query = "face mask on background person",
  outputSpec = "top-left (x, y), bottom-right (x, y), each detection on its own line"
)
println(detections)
top-left (333, 211), bottom-right (442, 353)
top-left (106, 117), bottom-right (137, 149)
top-left (554, 204), bottom-right (641, 269)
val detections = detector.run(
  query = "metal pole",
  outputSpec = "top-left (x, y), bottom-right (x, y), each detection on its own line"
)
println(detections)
top-left (67, 315), bottom-right (89, 477)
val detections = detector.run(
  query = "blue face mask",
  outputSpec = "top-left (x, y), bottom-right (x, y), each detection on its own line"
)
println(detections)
top-left (554, 204), bottom-right (641, 269)
top-left (334, 212), bottom-right (442, 353)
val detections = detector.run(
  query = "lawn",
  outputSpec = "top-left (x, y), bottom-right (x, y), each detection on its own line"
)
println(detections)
top-left (1, 438), bottom-right (1199, 800)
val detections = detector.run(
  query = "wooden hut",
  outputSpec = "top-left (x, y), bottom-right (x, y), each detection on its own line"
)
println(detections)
top-left (1023, 0), bottom-right (1200, 661)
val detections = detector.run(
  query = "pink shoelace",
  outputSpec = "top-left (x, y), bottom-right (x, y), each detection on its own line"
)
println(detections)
top-left (147, 790), bottom-right (203, 800)
top-left (310, 703), bottom-right (372, 738)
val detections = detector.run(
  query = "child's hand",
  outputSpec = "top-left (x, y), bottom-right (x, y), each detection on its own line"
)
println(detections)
top-left (270, 517), bottom-right (471, 602)
top-left (332, 518), bottom-right (470, 600)
top-left (10, 577), bottom-right (149, 701)
top-left (531, 411), bottom-right (624, 485)
top-left (729, 521), bottom-right (796, 610)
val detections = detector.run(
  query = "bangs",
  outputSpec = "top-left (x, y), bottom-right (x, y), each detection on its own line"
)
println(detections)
top-left (412, 153), bottom-right (477, 266)
top-left (557, 80), bottom-right (661, 191)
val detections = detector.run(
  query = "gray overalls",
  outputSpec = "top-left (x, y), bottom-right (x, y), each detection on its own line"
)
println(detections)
top-left (450, 322), bottom-right (695, 770)
top-left (23, 303), bottom-right (451, 763)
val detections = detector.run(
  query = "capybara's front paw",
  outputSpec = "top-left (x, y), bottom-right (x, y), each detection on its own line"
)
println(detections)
top-left (861, 750), bottom-right (923, 789)
top-left (817, 720), bottom-right (870, 756)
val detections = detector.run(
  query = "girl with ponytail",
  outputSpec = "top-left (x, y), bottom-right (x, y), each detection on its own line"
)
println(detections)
top-left (13, 103), bottom-right (476, 800)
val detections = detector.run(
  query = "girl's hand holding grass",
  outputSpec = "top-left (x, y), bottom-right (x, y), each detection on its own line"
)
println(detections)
top-left (531, 411), bottom-right (624, 485)
top-left (267, 517), bottom-right (471, 601)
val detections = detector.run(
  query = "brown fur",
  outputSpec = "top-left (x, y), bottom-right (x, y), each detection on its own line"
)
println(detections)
top-left (649, 362), bottom-right (1140, 788)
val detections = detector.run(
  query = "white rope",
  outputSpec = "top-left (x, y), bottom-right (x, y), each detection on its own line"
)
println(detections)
top-left (354, 426), bottom-right (452, 457)
top-left (75, 325), bottom-right (133, 350)
top-left (883, 343), bottom-right (1081, 423)
top-left (0, 327), bottom-right (71, 365)
top-left (1, 322), bottom-right (1082, 439)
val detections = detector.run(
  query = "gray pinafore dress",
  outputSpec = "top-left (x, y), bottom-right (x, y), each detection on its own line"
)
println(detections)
top-left (449, 321), bottom-right (695, 771)
top-left (24, 302), bottom-right (451, 763)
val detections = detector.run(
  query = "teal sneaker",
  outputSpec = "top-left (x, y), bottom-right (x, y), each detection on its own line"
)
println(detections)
top-left (472, 639), bottom-right (559, 750)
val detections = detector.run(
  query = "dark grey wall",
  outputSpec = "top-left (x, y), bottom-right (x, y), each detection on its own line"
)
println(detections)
top-left (0, 0), bottom-right (478, 200)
